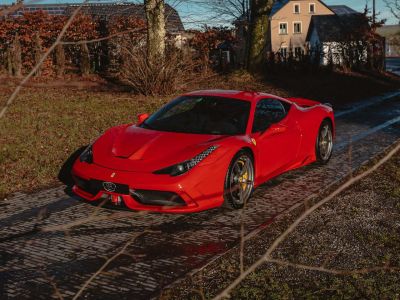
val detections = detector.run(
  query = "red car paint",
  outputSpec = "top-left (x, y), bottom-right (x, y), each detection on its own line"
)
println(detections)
top-left (71, 90), bottom-right (335, 213)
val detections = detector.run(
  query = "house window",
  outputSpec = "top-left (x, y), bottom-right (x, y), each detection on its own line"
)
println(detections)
top-left (280, 47), bottom-right (288, 58)
top-left (293, 3), bottom-right (300, 14)
top-left (294, 47), bottom-right (303, 57)
top-left (309, 3), bottom-right (315, 13)
top-left (293, 22), bottom-right (302, 34)
top-left (279, 23), bottom-right (288, 35)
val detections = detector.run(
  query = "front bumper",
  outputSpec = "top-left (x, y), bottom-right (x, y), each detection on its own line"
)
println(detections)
top-left (71, 159), bottom-right (228, 213)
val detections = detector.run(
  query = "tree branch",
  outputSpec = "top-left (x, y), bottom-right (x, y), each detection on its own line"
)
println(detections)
top-left (213, 142), bottom-right (400, 300)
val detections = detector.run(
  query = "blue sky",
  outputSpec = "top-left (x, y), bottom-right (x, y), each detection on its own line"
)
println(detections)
top-left (1, 0), bottom-right (398, 27)
top-left (325, 0), bottom-right (396, 24)
top-left (176, 0), bottom-right (398, 27)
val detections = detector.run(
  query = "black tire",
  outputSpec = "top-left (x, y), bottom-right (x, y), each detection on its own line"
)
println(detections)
top-left (58, 145), bottom-right (88, 186)
top-left (316, 119), bottom-right (334, 164)
top-left (223, 150), bottom-right (255, 209)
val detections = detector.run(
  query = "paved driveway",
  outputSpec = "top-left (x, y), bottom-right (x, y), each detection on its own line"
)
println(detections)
top-left (386, 57), bottom-right (400, 76)
top-left (1, 95), bottom-right (400, 299)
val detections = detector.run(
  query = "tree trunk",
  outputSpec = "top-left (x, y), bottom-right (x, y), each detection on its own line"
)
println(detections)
top-left (33, 33), bottom-right (42, 77)
top-left (6, 47), bottom-right (13, 76)
top-left (247, 0), bottom-right (274, 71)
top-left (12, 35), bottom-right (22, 77)
top-left (55, 43), bottom-right (65, 77)
top-left (80, 42), bottom-right (90, 76)
top-left (145, 0), bottom-right (166, 66)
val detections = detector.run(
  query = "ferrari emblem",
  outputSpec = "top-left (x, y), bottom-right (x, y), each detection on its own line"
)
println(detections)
top-left (251, 138), bottom-right (257, 146)
top-left (110, 172), bottom-right (116, 178)
top-left (103, 182), bottom-right (116, 193)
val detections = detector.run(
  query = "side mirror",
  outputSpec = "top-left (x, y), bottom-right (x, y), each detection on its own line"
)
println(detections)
top-left (137, 113), bottom-right (149, 126)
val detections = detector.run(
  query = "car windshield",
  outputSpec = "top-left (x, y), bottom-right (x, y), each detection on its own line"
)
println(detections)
top-left (141, 96), bottom-right (251, 135)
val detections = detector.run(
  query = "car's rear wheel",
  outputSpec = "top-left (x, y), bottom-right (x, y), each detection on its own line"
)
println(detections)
top-left (223, 151), bottom-right (254, 209)
top-left (316, 119), bottom-right (333, 164)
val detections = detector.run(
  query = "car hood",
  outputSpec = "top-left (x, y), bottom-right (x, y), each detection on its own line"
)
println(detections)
top-left (93, 124), bottom-right (227, 172)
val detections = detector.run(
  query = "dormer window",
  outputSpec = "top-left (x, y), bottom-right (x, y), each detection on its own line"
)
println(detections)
top-left (293, 3), bottom-right (300, 14)
top-left (309, 3), bottom-right (315, 13)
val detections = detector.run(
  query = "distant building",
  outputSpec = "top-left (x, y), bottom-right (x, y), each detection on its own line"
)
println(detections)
top-left (269, 0), bottom-right (335, 56)
top-left (306, 13), bottom-right (369, 65)
top-left (376, 25), bottom-right (400, 57)
top-left (234, 0), bottom-right (364, 65)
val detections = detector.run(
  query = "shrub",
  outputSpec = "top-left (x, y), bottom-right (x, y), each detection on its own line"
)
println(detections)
top-left (119, 40), bottom-right (197, 96)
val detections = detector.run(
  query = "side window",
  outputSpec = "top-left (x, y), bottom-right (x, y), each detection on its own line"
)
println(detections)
top-left (252, 99), bottom-right (288, 133)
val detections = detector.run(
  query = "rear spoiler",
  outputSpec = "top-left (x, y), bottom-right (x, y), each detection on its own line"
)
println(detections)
top-left (287, 97), bottom-right (333, 109)
top-left (287, 97), bottom-right (320, 108)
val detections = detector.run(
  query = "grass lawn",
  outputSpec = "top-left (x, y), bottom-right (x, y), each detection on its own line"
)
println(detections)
top-left (0, 86), bottom-right (169, 198)
top-left (160, 145), bottom-right (400, 299)
top-left (0, 70), bottom-right (399, 199)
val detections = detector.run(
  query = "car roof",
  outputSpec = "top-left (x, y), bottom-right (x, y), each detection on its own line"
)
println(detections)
top-left (184, 89), bottom-right (290, 104)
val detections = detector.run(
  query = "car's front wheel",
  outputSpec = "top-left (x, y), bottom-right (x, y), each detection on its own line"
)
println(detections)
top-left (316, 119), bottom-right (334, 164)
top-left (223, 151), bottom-right (255, 209)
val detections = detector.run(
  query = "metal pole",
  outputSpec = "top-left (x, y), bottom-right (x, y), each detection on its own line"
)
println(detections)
top-left (373, 0), bottom-right (376, 25)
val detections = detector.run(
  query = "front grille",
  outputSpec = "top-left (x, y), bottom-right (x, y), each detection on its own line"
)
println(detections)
top-left (130, 190), bottom-right (186, 207)
top-left (74, 176), bottom-right (101, 196)
top-left (73, 176), bottom-right (129, 196)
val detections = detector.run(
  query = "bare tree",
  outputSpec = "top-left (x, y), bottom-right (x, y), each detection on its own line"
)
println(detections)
top-left (33, 33), bottom-right (43, 77)
top-left (55, 44), bottom-right (65, 78)
top-left (6, 47), bottom-right (13, 76)
top-left (145, 0), bottom-right (166, 65)
top-left (80, 42), bottom-right (90, 76)
top-left (195, 0), bottom-right (250, 23)
top-left (12, 34), bottom-right (22, 77)
top-left (247, 0), bottom-right (274, 71)
top-left (384, 0), bottom-right (400, 20)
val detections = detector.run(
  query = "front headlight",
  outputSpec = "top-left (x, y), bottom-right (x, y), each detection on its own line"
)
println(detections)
top-left (154, 145), bottom-right (218, 176)
top-left (79, 144), bottom-right (93, 164)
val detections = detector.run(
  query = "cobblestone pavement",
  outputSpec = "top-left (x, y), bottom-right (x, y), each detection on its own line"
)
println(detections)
top-left (1, 97), bottom-right (400, 299)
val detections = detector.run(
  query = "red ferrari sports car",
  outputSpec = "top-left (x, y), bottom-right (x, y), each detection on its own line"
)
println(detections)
top-left (71, 90), bottom-right (334, 213)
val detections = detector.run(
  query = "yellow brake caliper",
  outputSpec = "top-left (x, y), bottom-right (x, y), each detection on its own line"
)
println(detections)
top-left (238, 160), bottom-right (248, 191)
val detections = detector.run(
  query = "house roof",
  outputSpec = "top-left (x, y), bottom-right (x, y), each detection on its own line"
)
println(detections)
top-left (329, 5), bottom-right (358, 15)
top-left (270, 0), bottom-right (289, 17)
top-left (376, 25), bottom-right (400, 38)
top-left (306, 14), bottom-right (368, 42)
top-left (270, 0), bottom-right (335, 17)
top-left (3, 2), bottom-right (184, 33)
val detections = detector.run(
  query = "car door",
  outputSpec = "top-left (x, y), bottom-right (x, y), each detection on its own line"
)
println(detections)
top-left (251, 98), bottom-right (301, 180)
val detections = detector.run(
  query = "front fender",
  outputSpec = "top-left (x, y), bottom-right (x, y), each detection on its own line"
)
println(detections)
top-left (200, 135), bottom-right (256, 166)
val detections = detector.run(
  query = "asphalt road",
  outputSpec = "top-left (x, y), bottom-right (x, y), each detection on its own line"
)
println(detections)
top-left (1, 94), bottom-right (400, 299)
top-left (386, 57), bottom-right (400, 76)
